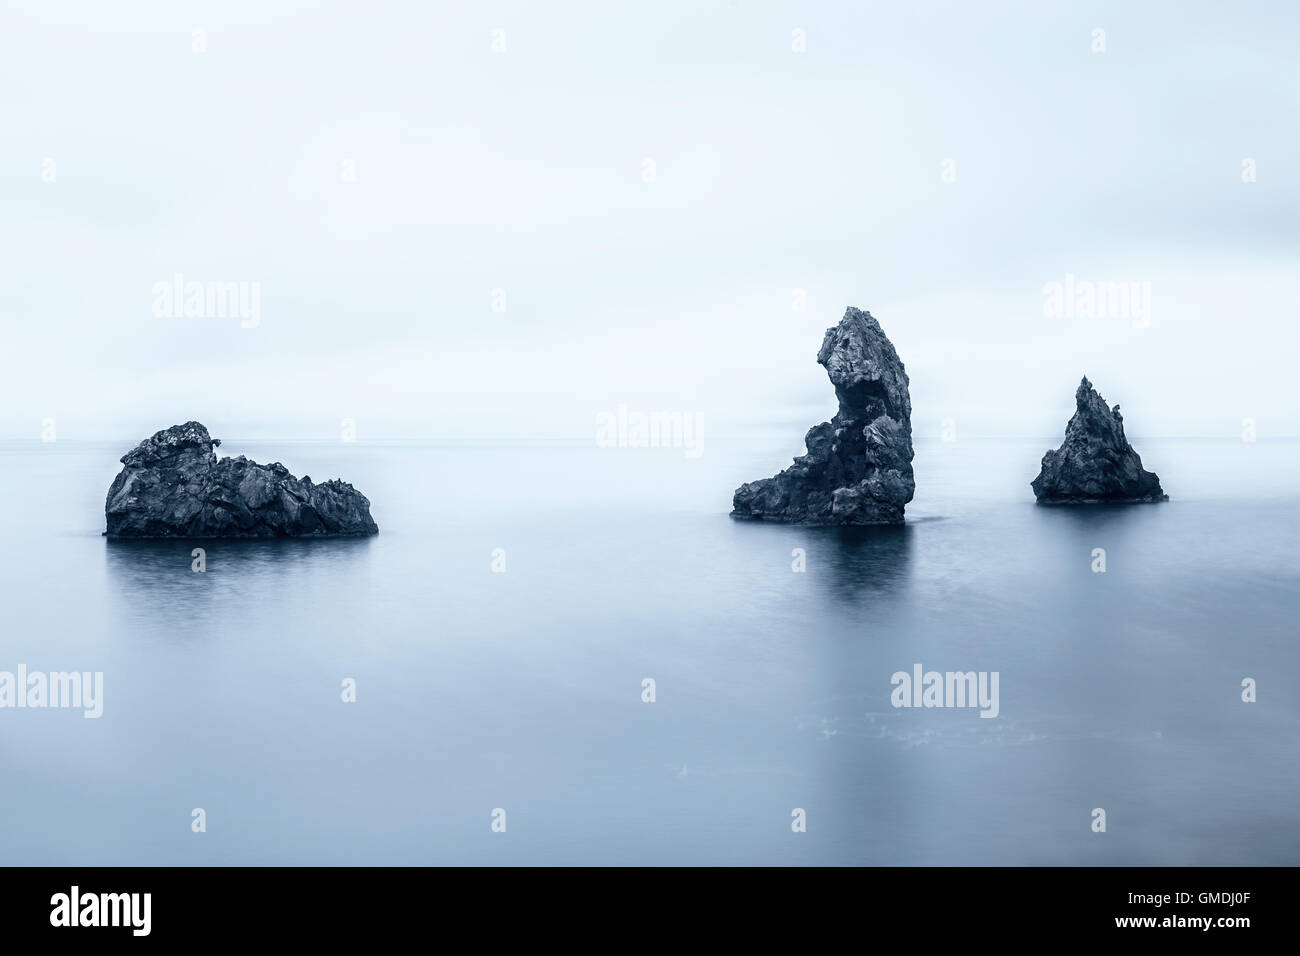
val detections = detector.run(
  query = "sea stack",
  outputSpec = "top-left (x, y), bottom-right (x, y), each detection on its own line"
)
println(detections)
top-left (731, 307), bottom-right (915, 525)
top-left (1031, 377), bottom-right (1167, 503)
top-left (105, 422), bottom-right (379, 537)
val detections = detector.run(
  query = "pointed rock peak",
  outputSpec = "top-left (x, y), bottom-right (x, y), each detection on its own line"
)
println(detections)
top-left (842, 305), bottom-right (878, 328)
top-left (1075, 376), bottom-right (1106, 408)
top-left (819, 308), bottom-right (890, 371)
top-left (1072, 378), bottom-right (1122, 431)
top-left (1032, 379), bottom-right (1166, 504)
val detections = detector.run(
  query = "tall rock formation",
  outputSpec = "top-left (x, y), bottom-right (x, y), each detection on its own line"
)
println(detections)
top-left (731, 307), bottom-right (915, 525)
top-left (105, 422), bottom-right (379, 537)
top-left (1032, 377), bottom-right (1167, 503)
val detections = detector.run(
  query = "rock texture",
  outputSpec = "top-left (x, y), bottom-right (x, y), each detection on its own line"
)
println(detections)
top-left (731, 307), bottom-right (915, 525)
top-left (1032, 377), bottom-right (1167, 503)
top-left (105, 422), bottom-right (379, 537)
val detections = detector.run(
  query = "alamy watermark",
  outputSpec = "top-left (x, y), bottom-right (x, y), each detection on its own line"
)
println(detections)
top-left (1043, 273), bottom-right (1150, 328)
top-left (595, 405), bottom-right (703, 458)
top-left (152, 273), bottom-right (261, 328)
top-left (0, 666), bottom-right (103, 718)
top-left (890, 663), bottom-right (999, 718)
top-left (50, 886), bottom-right (150, 936)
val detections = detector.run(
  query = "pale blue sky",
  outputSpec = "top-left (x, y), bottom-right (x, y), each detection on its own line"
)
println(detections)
top-left (2, 0), bottom-right (1296, 440)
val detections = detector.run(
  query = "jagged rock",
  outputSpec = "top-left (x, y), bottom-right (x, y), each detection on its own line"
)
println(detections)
top-left (105, 422), bottom-right (379, 537)
top-left (731, 307), bottom-right (915, 525)
top-left (1032, 377), bottom-right (1167, 503)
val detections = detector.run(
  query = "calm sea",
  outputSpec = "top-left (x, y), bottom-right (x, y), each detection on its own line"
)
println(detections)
top-left (1, 435), bottom-right (1296, 864)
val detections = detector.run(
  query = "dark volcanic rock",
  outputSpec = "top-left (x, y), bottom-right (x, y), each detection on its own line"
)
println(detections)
top-left (1032, 377), bottom-right (1167, 503)
top-left (731, 307), bottom-right (915, 525)
top-left (105, 422), bottom-right (379, 537)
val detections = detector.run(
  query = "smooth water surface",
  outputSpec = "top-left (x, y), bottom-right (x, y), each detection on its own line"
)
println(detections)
top-left (0, 436), bottom-right (1296, 864)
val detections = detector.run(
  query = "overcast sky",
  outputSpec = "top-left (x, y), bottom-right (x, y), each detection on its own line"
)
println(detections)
top-left (2, 0), bottom-right (1296, 441)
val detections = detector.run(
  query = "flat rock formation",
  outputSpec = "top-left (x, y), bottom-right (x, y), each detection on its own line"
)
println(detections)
top-left (105, 422), bottom-right (379, 537)
top-left (731, 307), bottom-right (915, 525)
top-left (1032, 377), bottom-right (1167, 503)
